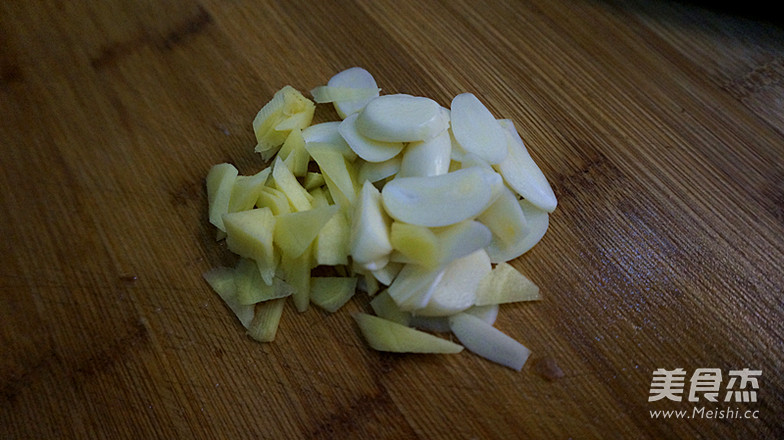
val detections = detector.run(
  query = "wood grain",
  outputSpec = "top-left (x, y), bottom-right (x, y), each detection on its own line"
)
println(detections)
top-left (1, 0), bottom-right (782, 438)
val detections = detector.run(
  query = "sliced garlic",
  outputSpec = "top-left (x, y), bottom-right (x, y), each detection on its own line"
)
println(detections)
top-left (486, 199), bottom-right (549, 263)
top-left (339, 113), bottom-right (405, 162)
top-left (327, 67), bottom-right (380, 118)
top-left (310, 86), bottom-right (381, 103)
top-left (450, 93), bottom-right (507, 164)
top-left (387, 263), bottom-right (444, 311)
top-left (302, 121), bottom-right (357, 161)
top-left (358, 155), bottom-right (402, 183)
top-left (355, 94), bottom-right (449, 143)
top-left (449, 312), bottom-right (531, 371)
top-left (415, 249), bottom-right (492, 317)
top-left (381, 167), bottom-right (502, 227)
top-left (495, 119), bottom-right (557, 212)
top-left (398, 128), bottom-right (452, 178)
top-left (349, 181), bottom-right (393, 269)
top-left (432, 220), bottom-right (492, 269)
top-left (478, 184), bottom-right (529, 254)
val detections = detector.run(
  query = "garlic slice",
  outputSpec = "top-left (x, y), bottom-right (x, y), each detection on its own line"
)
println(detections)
top-left (381, 167), bottom-right (502, 227)
top-left (449, 312), bottom-right (531, 371)
top-left (339, 113), bottom-right (405, 162)
top-left (398, 128), bottom-right (452, 178)
top-left (450, 93), bottom-right (507, 164)
top-left (349, 181), bottom-right (393, 269)
top-left (486, 199), bottom-right (549, 263)
top-left (327, 67), bottom-right (380, 118)
top-left (356, 94), bottom-right (449, 143)
top-left (415, 249), bottom-right (492, 317)
top-left (495, 119), bottom-right (557, 212)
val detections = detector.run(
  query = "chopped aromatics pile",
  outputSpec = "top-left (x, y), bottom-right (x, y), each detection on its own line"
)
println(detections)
top-left (203, 67), bottom-right (557, 371)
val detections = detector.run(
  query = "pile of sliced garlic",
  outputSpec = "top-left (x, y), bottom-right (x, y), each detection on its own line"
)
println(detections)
top-left (204, 68), bottom-right (556, 371)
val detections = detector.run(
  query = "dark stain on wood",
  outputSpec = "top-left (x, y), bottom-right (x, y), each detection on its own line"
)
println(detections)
top-left (170, 178), bottom-right (203, 207)
top-left (160, 6), bottom-right (213, 50)
top-left (725, 58), bottom-right (784, 100)
top-left (0, 349), bottom-right (60, 405)
top-left (119, 274), bottom-right (138, 282)
top-left (70, 318), bottom-right (151, 383)
top-left (1, 319), bottom-right (150, 405)
top-left (552, 139), bottom-right (626, 203)
top-left (306, 385), bottom-right (415, 439)
top-left (759, 170), bottom-right (784, 224)
top-left (534, 355), bottom-right (565, 381)
top-left (0, 63), bottom-right (23, 86)
top-left (91, 6), bottom-right (213, 70)
top-left (90, 39), bottom-right (144, 70)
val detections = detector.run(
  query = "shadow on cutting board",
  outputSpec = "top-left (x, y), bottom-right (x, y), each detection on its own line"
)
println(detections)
top-left (669, 0), bottom-right (782, 26)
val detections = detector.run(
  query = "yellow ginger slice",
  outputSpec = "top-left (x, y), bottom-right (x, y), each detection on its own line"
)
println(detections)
top-left (228, 168), bottom-right (271, 213)
top-left (309, 277), bottom-right (357, 313)
top-left (222, 208), bottom-right (277, 285)
top-left (274, 204), bottom-right (339, 259)
top-left (278, 128), bottom-right (309, 177)
top-left (353, 313), bottom-right (463, 354)
top-left (246, 298), bottom-right (287, 342)
top-left (203, 267), bottom-right (254, 328)
top-left (280, 244), bottom-right (313, 313)
top-left (206, 163), bottom-right (238, 233)
top-left (474, 262), bottom-right (541, 306)
top-left (253, 86), bottom-right (315, 160)
top-left (234, 258), bottom-right (293, 305)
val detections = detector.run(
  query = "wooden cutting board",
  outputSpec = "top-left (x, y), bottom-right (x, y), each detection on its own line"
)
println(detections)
top-left (1, 0), bottom-right (782, 438)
